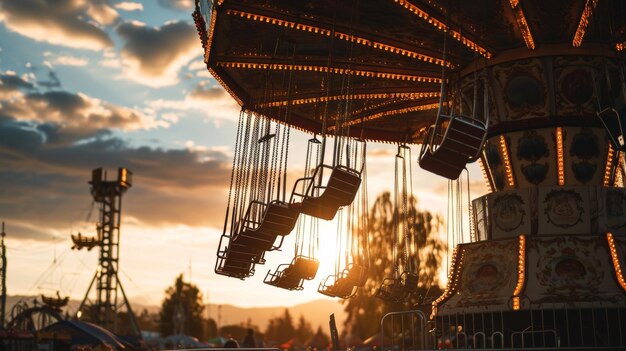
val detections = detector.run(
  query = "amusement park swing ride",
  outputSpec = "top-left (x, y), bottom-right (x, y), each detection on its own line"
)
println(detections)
top-left (194, 0), bottom-right (626, 349)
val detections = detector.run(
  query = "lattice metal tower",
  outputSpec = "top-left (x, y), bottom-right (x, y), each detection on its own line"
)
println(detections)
top-left (1, 222), bottom-right (6, 329)
top-left (76, 167), bottom-right (139, 336)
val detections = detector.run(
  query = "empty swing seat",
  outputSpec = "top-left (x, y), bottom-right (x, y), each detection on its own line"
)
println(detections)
top-left (318, 274), bottom-right (358, 299)
top-left (291, 165), bottom-right (361, 220)
top-left (264, 256), bottom-right (319, 290)
top-left (288, 256), bottom-right (320, 280)
top-left (342, 263), bottom-right (368, 287)
top-left (216, 256), bottom-right (256, 279)
top-left (419, 115), bottom-right (487, 180)
top-left (375, 277), bottom-right (407, 302)
top-left (235, 201), bottom-right (300, 251)
top-left (215, 238), bottom-right (265, 279)
top-left (264, 267), bottom-right (303, 290)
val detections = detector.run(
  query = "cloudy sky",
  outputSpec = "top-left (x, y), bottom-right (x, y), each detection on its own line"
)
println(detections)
top-left (0, 0), bottom-right (487, 309)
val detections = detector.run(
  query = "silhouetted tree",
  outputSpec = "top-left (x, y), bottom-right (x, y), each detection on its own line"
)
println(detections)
top-left (265, 309), bottom-right (296, 343)
top-left (342, 192), bottom-right (446, 339)
top-left (159, 274), bottom-right (205, 339)
top-left (295, 314), bottom-right (314, 343)
top-left (204, 317), bottom-right (218, 338)
top-left (137, 308), bottom-right (159, 332)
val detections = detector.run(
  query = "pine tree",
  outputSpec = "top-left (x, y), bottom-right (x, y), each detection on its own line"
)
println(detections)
top-left (159, 274), bottom-right (205, 339)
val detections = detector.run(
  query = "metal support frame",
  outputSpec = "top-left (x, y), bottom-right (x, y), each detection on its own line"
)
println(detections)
top-left (76, 168), bottom-right (139, 336)
top-left (1, 222), bottom-right (6, 329)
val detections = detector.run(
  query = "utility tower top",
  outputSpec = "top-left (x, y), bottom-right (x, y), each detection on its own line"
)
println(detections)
top-left (89, 167), bottom-right (132, 202)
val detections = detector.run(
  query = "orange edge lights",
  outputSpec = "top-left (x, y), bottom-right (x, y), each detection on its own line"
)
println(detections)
top-left (260, 92), bottom-right (440, 108)
top-left (512, 234), bottom-right (527, 311)
top-left (572, 0), bottom-right (599, 48)
top-left (328, 102), bottom-right (440, 132)
top-left (392, 0), bottom-right (492, 59)
top-left (606, 233), bottom-right (626, 292)
top-left (479, 156), bottom-right (494, 193)
top-left (226, 9), bottom-right (451, 67)
top-left (557, 127), bottom-right (565, 186)
top-left (205, 3), bottom-right (218, 62)
top-left (216, 61), bottom-right (442, 83)
top-left (208, 67), bottom-right (243, 106)
top-left (604, 142), bottom-right (616, 186)
top-left (508, 0), bottom-right (536, 50)
top-left (431, 247), bottom-right (464, 319)
top-left (499, 135), bottom-right (516, 187)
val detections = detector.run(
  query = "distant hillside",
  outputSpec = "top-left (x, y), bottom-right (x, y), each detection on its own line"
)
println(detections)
top-left (206, 299), bottom-right (347, 331)
top-left (5, 295), bottom-right (346, 331)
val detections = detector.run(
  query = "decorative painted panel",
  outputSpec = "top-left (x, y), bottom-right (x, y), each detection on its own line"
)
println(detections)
top-left (566, 127), bottom-right (607, 186)
top-left (538, 186), bottom-right (590, 234)
top-left (553, 56), bottom-right (596, 116)
top-left (492, 58), bottom-right (550, 121)
top-left (525, 236), bottom-right (625, 306)
top-left (471, 185), bottom-right (624, 238)
top-left (489, 190), bottom-right (531, 239)
top-left (482, 127), bottom-right (612, 189)
top-left (439, 238), bottom-right (519, 313)
top-left (510, 129), bottom-right (555, 187)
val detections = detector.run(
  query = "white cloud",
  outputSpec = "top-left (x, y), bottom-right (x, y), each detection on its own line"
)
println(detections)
top-left (158, 0), bottom-right (193, 10)
top-left (86, 1), bottom-right (119, 26)
top-left (0, 0), bottom-right (114, 50)
top-left (148, 85), bottom-right (241, 122)
top-left (50, 55), bottom-right (89, 67)
top-left (187, 59), bottom-right (206, 71)
top-left (114, 1), bottom-right (143, 11)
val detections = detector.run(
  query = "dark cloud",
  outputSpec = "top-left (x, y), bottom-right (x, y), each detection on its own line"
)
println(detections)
top-left (0, 0), bottom-right (115, 50)
top-left (0, 72), bottom-right (232, 237)
top-left (0, 116), bottom-right (232, 233)
top-left (0, 88), bottom-right (153, 145)
top-left (37, 70), bottom-right (62, 89)
top-left (0, 73), bottom-right (34, 90)
top-left (116, 20), bottom-right (199, 86)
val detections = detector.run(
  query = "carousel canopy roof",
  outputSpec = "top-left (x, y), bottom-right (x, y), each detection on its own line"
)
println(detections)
top-left (198, 0), bottom-right (626, 143)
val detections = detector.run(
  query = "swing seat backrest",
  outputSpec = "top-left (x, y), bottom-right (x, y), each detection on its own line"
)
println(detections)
top-left (294, 165), bottom-right (362, 220)
top-left (264, 265), bottom-right (304, 290)
top-left (343, 264), bottom-right (368, 287)
top-left (234, 229), bottom-right (279, 251)
top-left (242, 201), bottom-right (299, 236)
top-left (253, 201), bottom-right (300, 235)
top-left (419, 114), bottom-right (488, 180)
top-left (598, 107), bottom-right (626, 150)
top-left (215, 256), bottom-right (255, 279)
top-left (376, 277), bottom-right (406, 302)
top-left (235, 201), bottom-right (298, 251)
top-left (289, 256), bottom-right (320, 280)
top-left (223, 240), bottom-right (266, 264)
top-left (441, 115), bottom-right (488, 157)
top-left (328, 277), bottom-right (357, 298)
top-left (317, 274), bottom-right (339, 297)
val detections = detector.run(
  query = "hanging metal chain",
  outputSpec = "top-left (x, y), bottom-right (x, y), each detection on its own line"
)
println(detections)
top-left (222, 109), bottom-right (245, 236)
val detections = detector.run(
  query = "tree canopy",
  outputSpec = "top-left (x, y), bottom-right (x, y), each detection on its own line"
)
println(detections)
top-left (342, 192), bottom-right (446, 340)
top-left (159, 274), bottom-right (205, 339)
